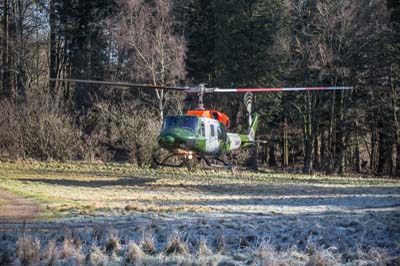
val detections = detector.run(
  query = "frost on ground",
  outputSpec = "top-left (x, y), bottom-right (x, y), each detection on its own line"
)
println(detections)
top-left (0, 210), bottom-right (399, 265)
top-left (0, 162), bottom-right (399, 265)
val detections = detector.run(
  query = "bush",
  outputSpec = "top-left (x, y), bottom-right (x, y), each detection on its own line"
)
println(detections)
top-left (92, 102), bottom-right (161, 166)
top-left (0, 92), bottom-right (161, 166)
top-left (0, 91), bottom-right (82, 161)
top-left (0, 94), bottom-right (256, 167)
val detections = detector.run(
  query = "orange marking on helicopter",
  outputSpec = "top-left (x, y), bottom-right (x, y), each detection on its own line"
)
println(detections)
top-left (186, 110), bottom-right (231, 128)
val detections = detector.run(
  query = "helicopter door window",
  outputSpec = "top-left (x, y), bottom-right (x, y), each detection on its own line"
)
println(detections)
top-left (221, 126), bottom-right (227, 142)
top-left (210, 124), bottom-right (215, 137)
top-left (217, 127), bottom-right (222, 141)
top-left (200, 122), bottom-right (205, 137)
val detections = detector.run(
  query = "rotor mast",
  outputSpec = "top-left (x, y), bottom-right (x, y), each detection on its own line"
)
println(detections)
top-left (197, 83), bottom-right (206, 110)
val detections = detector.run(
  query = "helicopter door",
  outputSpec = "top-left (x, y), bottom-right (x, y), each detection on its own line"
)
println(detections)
top-left (206, 120), bottom-right (219, 154)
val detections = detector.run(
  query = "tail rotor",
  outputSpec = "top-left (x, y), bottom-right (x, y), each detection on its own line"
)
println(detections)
top-left (244, 92), bottom-right (253, 129)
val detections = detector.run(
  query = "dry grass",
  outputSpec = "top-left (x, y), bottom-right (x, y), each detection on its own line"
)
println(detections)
top-left (140, 232), bottom-right (157, 255)
top-left (59, 238), bottom-right (85, 264)
top-left (15, 234), bottom-right (40, 266)
top-left (164, 232), bottom-right (189, 255)
top-left (197, 239), bottom-right (212, 256)
top-left (88, 245), bottom-right (108, 266)
top-left (0, 161), bottom-right (398, 219)
top-left (124, 241), bottom-right (145, 264)
top-left (0, 226), bottom-right (399, 265)
top-left (0, 161), bottom-right (399, 265)
top-left (255, 242), bottom-right (280, 266)
top-left (43, 240), bottom-right (58, 265)
top-left (106, 230), bottom-right (121, 254)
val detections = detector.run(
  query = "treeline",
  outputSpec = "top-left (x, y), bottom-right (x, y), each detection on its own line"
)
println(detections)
top-left (0, 0), bottom-right (399, 176)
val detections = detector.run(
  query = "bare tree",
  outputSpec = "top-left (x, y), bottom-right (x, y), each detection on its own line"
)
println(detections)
top-left (116, 0), bottom-right (186, 120)
top-left (290, 0), bottom-right (388, 174)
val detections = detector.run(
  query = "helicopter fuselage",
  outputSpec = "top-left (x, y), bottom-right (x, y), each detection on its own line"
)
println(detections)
top-left (158, 115), bottom-right (228, 156)
top-left (157, 112), bottom-right (257, 160)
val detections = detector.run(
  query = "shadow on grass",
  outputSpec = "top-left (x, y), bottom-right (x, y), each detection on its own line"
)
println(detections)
top-left (177, 194), bottom-right (400, 209)
top-left (17, 176), bottom-right (156, 187)
top-left (29, 168), bottom-right (132, 178)
top-left (17, 176), bottom-right (400, 198)
top-left (171, 183), bottom-right (400, 197)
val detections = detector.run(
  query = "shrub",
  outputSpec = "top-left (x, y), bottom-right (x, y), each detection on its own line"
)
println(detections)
top-left (0, 91), bottom-right (82, 161)
top-left (92, 102), bottom-right (160, 166)
top-left (0, 91), bottom-right (161, 165)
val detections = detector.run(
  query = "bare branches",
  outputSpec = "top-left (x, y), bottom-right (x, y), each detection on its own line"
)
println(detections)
top-left (115, 0), bottom-right (186, 119)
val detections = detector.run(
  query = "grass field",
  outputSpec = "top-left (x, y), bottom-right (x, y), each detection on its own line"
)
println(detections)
top-left (0, 161), bottom-right (399, 265)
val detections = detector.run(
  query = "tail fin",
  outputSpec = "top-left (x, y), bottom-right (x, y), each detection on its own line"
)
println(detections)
top-left (248, 113), bottom-right (259, 141)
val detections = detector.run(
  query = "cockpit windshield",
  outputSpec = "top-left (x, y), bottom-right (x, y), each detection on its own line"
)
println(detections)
top-left (162, 116), bottom-right (199, 133)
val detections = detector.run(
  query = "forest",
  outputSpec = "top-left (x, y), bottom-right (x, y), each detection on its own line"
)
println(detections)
top-left (0, 0), bottom-right (399, 176)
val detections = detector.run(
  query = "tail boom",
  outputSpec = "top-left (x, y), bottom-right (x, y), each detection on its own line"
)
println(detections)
top-left (227, 113), bottom-right (259, 151)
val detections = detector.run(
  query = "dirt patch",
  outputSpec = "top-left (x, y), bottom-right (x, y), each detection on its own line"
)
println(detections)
top-left (0, 189), bottom-right (42, 223)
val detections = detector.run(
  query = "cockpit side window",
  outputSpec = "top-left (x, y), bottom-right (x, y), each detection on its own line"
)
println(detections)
top-left (162, 116), bottom-right (199, 133)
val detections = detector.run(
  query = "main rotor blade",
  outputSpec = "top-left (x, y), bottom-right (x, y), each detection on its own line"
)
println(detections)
top-left (213, 86), bottom-right (352, 93)
top-left (51, 79), bottom-right (353, 93)
top-left (51, 78), bottom-right (189, 91)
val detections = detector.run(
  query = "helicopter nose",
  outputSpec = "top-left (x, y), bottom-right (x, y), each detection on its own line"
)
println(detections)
top-left (160, 135), bottom-right (175, 145)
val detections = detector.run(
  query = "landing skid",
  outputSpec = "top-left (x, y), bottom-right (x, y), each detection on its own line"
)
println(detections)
top-left (205, 157), bottom-right (232, 169)
top-left (152, 149), bottom-right (233, 171)
top-left (152, 153), bottom-right (186, 168)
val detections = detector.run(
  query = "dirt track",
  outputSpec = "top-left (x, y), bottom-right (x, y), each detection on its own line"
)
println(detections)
top-left (0, 189), bottom-right (42, 223)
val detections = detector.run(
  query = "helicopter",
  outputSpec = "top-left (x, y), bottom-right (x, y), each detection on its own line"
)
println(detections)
top-left (52, 78), bottom-right (352, 170)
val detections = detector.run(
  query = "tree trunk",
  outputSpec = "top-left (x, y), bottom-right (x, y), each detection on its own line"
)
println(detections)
top-left (370, 122), bottom-right (377, 171)
top-left (15, 0), bottom-right (25, 100)
top-left (302, 92), bottom-right (319, 174)
top-left (321, 130), bottom-right (326, 169)
top-left (397, 143), bottom-right (400, 177)
top-left (248, 144), bottom-right (258, 171)
top-left (377, 119), bottom-right (389, 175)
top-left (268, 142), bottom-right (277, 167)
top-left (355, 110), bottom-right (361, 173)
top-left (282, 116), bottom-right (289, 167)
top-left (49, 0), bottom-right (57, 96)
top-left (303, 137), bottom-right (313, 174)
top-left (335, 91), bottom-right (346, 175)
top-left (2, 0), bottom-right (11, 98)
top-left (313, 135), bottom-right (320, 170)
top-left (326, 92), bottom-right (335, 174)
top-left (391, 72), bottom-right (400, 176)
top-left (234, 101), bottom-right (244, 131)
